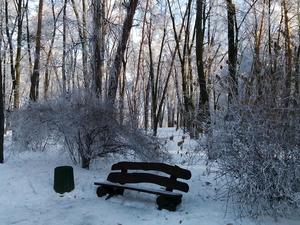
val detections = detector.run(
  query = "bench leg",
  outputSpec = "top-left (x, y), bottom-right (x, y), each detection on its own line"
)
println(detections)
top-left (96, 186), bottom-right (124, 198)
top-left (96, 186), bottom-right (110, 197)
top-left (156, 196), bottom-right (182, 211)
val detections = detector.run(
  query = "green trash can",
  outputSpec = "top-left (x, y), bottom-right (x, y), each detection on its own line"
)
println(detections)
top-left (54, 166), bottom-right (75, 194)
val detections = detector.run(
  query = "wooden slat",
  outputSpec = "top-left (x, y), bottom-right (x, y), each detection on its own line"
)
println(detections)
top-left (94, 181), bottom-right (183, 197)
top-left (111, 162), bottom-right (191, 180)
top-left (107, 172), bottom-right (189, 192)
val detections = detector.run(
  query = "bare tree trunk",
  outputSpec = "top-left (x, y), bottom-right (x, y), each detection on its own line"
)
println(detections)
top-left (282, 0), bottom-right (292, 107)
top-left (196, 0), bottom-right (209, 106)
top-left (82, 0), bottom-right (88, 89)
top-left (25, 0), bottom-right (33, 75)
top-left (44, 0), bottom-right (62, 99)
top-left (70, 0), bottom-right (88, 90)
top-left (296, 0), bottom-right (300, 98)
top-left (182, 0), bottom-right (195, 136)
top-left (92, 0), bottom-right (105, 96)
top-left (294, 45), bottom-right (299, 106)
top-left (144, 72), bottom-right (150, 131)
top-left (148, 19), bottom-right (155, 129)
top-left (153, 48), bottom-right (177, 136)
top-left (119, 51), bottom-right (128, 125)
top-left (167, 100), bottom-right (175, 127)
top-left (255, 2), bottom-right (265, 102)
top-left (14, 0), bottom-right (24, 108)
top-left (173, 67), bottom-right (183, 129)
top-left (159, 103), bottom-right (165, 128)
top-left (196, 0), bottom-right (213, 155)
top-left (226, 0), bottom-right (238, 103)
top-left (70, 46), bottom-right (78, 91)
top-left (0, 13), bottom-right (4, 163)
top-left (107, 0), bottom-right (138, 104)
top-left (62, 0), bottom-right (67, 95)
top-left (152, 40), bottom-right (182, 136)
top-left (148, 17), bottom-right (167, 134)
top-left (29, 0), bottom-right (44, 101)
top-left (5, 0), bottom-right (15, 108)
top-left (2, 47), bottom-right (6, 132)
top-left (133, 0), bottom-right (149, 116)
top-left (268, 0), bottom-right (273, 74)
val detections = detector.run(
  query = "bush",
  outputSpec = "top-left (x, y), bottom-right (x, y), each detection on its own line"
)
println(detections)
top-left (12, 91), bottom-right (168, 168)
top-left (215, 104), bottom-right (300, 217)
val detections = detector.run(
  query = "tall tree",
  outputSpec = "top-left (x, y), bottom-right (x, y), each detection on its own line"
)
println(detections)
top-left (81, 0), bottom-right (88, 89)
top-left (0, 4), bottom-right (4, 163)
top-left (195, 0), bottom-right (209, 106)
top-left (62, 0), bottom-right (67, 95)
top-left (70, 0), bottom-right (88, 89)
top-left (5, 0), bottom-right (15, 108)
top-left (92, 0), bottom-right (106, 96)
top-left (296, 0), bottom-right (300, 98)
top-left (107, 0), bottom-right (138, 104)
top-left (226, 0), bottom-right (238, 102)
top-left (29, 0), bottom-right (44, 101)
top-left (282, 0), bottom-right (292, 107)
top-left (133, 0), bottom-right (149, 117)
top-left (25, 0), bottom-right (33, 75)
top-left (44, 0), bottom-right (63, 99)
top-left (14, 0), bottom-right (24, 108)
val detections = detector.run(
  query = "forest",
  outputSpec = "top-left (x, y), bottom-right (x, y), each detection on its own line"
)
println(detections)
top-left (0, 0), bottom-right (299, 224)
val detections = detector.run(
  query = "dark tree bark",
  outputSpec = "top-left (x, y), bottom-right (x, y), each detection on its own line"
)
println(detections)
top-left (196, 0), bottom-right (209, 106)
top-left (254, 2), bottom-right (265, 101)
top-left (92, 0), bottom-right (106, 97)
top-left (167, 101), bottom-right (175, 127)
top-left (159, 103), bottom-right (165, 128)
top-left (44, 0), bottom-right (62, 99)
top-left (62, 0), bottom-right (67, 95)
top-left (148, 20), bottom-right (155, 130)
top-left (0, 17), bottom-right (4, 163)
top-left (144, 73), bottom-right (150, 131)
top-left (148, 19), bottom-right (167, 135)
top-left (81, 0), bottom-right (88, 89)
top-left (25, 0), bottom-right (33, 75)
top-left (282, 0), bottom-right (292, 107)
top-left (119, 50), bottom-right (128, 125)
top-left (70, 0), bottom-right (88, 89)
top-left (29, 0), bottom-right (44, 101)
top-left (295, 0), bottom-right (300, 96)
top-left (107, 0), bottom-right (138, 104)
top-left (226, 0), bottom-right (238, 102)
top-left (296, 0), bottom-right (300, 98)
top-left (14, 0), bottom-right (24, 108)
top-left (195, 0), bottom-right (212, 154)
top-left (133, 0), bottom-right (149, 117)
top-left (5, 0), bottom-right (15, 108)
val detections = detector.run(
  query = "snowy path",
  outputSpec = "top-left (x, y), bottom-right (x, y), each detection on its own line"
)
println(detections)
top-left (0, 128), bottom-right (299, 225)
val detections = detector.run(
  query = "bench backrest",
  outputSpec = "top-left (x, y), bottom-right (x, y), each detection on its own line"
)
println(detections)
top-left (106, 161), bottom-right (191, 192)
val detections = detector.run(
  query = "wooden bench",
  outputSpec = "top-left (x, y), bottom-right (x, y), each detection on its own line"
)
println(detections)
top-left (94, 161), bottom-right (192, 211)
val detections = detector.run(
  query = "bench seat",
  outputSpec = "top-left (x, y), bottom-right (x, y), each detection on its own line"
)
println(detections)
top-left (94, 181), bottom-right (183, 197)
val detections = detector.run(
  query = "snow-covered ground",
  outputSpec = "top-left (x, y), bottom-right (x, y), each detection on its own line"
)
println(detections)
top-left (1, 128), bottom-right (299, 225)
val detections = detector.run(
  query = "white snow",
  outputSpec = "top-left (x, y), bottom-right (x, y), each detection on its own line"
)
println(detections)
top-left (1, 128), bottom-right (299, 225)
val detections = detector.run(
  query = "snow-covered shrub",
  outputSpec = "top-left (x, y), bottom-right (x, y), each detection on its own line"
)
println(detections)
top-left (12, 91), bottom-right (168, 168)
top-left (215, 105), bottom-right (300, 217)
